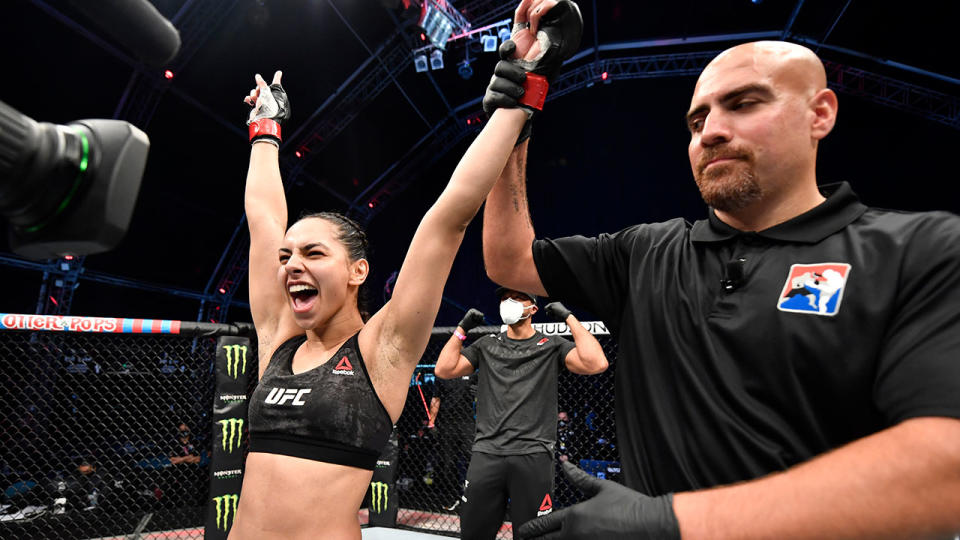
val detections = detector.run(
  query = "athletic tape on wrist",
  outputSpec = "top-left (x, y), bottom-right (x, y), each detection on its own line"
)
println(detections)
top-left (518, 73), bottom-right (548, 111)
top-left (249, 119), bottom-right (281, 143)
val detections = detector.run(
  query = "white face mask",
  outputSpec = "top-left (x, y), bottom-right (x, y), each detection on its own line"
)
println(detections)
top-left (500, 298), bottom-right (533, 325)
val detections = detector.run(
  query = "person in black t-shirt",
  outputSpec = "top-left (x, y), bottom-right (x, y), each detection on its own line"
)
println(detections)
top-left (435, 287), bottom-right (608, 540)
top-left (477, 5), bottom-right (960, 538)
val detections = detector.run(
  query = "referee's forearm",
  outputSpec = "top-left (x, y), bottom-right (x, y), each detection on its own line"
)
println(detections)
top-left (673, 416), bottom-right (960, 539)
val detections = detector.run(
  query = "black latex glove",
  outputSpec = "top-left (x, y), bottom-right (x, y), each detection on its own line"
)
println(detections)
top-left (544, 302), bottom-right (572, 323)
top-left (457, 308), bottom-right (485, 332)
top-left (517, 461), bottom-right (681, 540)
top-left (482, 40), bottom-right (533, 144)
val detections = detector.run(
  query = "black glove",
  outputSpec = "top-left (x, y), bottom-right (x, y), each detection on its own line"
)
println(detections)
top-left (544, 302), bottom-right (573, 323)
top-left (482, 40), bottom-right (534, 144)
top-left (482, 1), bottom-right (582, 144)
top-left (246, 72), bottom-right (291, 146)
top-left (457, 308), bottom-right (485, 332)
top-left (517, 461), bottom-right (680, 540)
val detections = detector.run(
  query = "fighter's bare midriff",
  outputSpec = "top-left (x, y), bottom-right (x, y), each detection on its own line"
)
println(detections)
top-left (228, 452), bottom-right (372, 540)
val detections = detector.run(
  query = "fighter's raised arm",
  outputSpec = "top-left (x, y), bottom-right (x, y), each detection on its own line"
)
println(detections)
top-left (482, 1), bottom-right (582, 297)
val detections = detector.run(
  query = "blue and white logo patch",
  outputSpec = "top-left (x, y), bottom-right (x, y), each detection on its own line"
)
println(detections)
top-left (777, 263), bottom-right (851, 316)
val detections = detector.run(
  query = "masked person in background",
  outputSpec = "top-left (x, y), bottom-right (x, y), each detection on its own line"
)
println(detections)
top-left (434, 287), bottom-right (608, 540)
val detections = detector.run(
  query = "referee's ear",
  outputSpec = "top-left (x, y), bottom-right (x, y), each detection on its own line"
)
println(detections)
top-left (529, 304), bottom-right (539, 317)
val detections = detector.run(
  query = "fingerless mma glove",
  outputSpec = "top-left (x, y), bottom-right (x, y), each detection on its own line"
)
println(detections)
top-left (247, 82), bottom-right (291, 147)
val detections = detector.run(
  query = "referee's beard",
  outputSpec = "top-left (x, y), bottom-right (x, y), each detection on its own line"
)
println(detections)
top-left (694, 148), bottom-right (762, 212)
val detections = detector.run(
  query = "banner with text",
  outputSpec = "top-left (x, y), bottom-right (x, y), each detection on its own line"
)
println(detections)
top-left (205, 336), bottom-right (252, 539)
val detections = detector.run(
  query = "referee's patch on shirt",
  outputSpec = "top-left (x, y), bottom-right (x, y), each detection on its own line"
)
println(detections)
top-left (777, 263), bottom-right (852, 316)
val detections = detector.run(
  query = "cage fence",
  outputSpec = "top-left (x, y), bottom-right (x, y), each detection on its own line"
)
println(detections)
top-left (0, 317), bottom-right (618, 539)
top-left (0, 317), bottom-right (251, 540)
top-left (382, 323), bottom-right (620, 539)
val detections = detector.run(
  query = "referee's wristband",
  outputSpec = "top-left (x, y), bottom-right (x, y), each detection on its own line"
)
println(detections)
top-left (454, 330), bottom-right (467, 341)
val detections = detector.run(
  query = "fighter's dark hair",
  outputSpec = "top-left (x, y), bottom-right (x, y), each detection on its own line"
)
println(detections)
top-left (297, 211), bottom-right (372, 321)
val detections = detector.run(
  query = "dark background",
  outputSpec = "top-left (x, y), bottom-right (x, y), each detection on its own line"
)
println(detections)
top-left (3, 0), bottom-right (958, 325)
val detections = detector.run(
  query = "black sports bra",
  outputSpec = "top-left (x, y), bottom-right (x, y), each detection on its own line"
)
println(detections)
top-left (248, 333), bottom-right (393, 470)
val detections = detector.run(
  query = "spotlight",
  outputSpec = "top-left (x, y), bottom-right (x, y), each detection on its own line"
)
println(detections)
top-left (430, 49), bottom-right (444, 70)
top-left (414, 54), bottom-right (429, 73)
top-left (164, 69), bottom-right (174, 80)
top-left (601, 71), bottom-right (609, 81)
top-left (481, 34), bottom-right (497, 52)
top-left (458, 60), bottom-right (473, 79)
top-left (498, 26), bottom-right (511, 43)
top-left (419, 1), bottom-right (455, 50)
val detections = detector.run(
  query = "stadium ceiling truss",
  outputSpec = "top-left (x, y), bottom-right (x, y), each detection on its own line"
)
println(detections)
top-left (12, 0), bottom-right (959, 320)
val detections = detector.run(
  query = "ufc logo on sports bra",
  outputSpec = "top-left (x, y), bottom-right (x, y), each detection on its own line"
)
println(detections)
top-left (264, 387), bottom-right (311, 406)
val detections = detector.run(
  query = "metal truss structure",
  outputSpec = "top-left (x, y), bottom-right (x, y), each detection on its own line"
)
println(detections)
top-left (0, 253), bottom-right (248, 312)
top-left (200, 0), bottom-right (519, 322)
top-left (9, 0), bottom-right (958, 322)
top-left (26, 0), bottom-right (242, 315)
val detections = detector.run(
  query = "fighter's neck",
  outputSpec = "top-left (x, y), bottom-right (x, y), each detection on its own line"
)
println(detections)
top-left (506, 322), bottom-right (536, 340)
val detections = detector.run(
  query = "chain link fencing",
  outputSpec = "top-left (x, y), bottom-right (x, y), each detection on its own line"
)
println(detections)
top-left (0, 317), bottom-right (616, 539)
top-left (384, 323), bottom-right (619, 538)
top-left (0, 318), bottom-right (252, 540)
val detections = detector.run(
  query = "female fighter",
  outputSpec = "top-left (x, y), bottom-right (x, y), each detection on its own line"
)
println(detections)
top-left (227, 69), bottom-right (529, 540)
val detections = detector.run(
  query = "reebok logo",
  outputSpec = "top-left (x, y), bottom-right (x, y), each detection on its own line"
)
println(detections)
top-left (536, 337), bottom-right (549, 346)
top-left (537, 493), bottom-right (553, 516)
top-left (332, 355), bottom-right (355, 375)
top-left (264, 387), bottom-right (311, 406)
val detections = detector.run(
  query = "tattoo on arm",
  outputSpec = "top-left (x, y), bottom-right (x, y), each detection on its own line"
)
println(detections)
top-left (509, 150), bottom-right (533, 227)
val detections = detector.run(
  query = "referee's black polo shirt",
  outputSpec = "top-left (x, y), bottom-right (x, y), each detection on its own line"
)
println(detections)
top-left (533, 182), bottom-right (960, 496)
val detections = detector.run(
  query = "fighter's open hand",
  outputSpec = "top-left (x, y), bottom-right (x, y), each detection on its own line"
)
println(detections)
top-left (517, 461), bottom-right (681, 540)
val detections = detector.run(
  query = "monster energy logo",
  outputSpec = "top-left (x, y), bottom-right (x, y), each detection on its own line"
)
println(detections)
top-left (213, 493), bottom-right (239, 531)
top-left (218, 418), bottom-right (244, 453)
top-left (223, 344), bottom-right (248, 379)
top-left (370, 482), bottom-right (389, 514)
